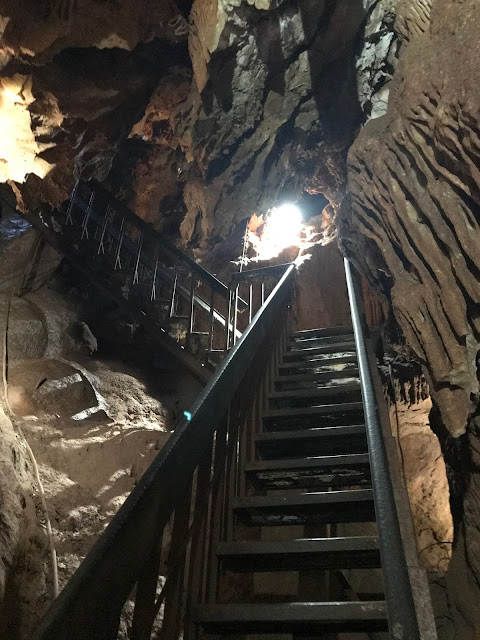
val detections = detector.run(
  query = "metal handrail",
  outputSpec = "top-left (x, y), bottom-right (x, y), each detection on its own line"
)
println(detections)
top-left (230, 262), bottom-right (293, 284)
top-left (68, 188), bottom-right (237, 335)
top-left (70, 180), bottom-right (248, 313)
top-left (34, 264), bottom-right (296, 640)
top-left (344, 258), bottom-right (421, 640)
top-left (80, 180), bottom-right (232, 300)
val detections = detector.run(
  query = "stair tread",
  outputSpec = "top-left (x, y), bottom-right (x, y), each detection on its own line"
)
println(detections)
top-left (292, 326), bottom-right (354, 339)
top-left (195, 601), bottom-right (388, 628)
top-left (289, 334), bottom-right (355, 344)
top-left (269, 383), bottom-right (360, 400)
top-left (275, 370), bottom-right (360, 384)
top-left (246, 452), bottom-right (370, 471)
top-left (256, 424), bottom-right (366, 442)
top-left (288, 336), bottom-right (355, 348)
top-left (263, 403), bottom-right (364, 419)
top-left (284, 344), bottom-right (357, 360)
top-left (217, 537), bottom-right (381, 572)
top-left (218, 536), bottom-right (379, 557)
top-left (234, 488), bottom-right (373, 509)
top-left (278, 355), bottom-right (358, 370)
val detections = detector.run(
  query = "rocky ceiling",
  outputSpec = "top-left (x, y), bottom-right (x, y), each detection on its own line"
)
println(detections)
top-left (0, 0), bottom-right (373, 239)
top-left (1, 0), bottom-right (480, 635)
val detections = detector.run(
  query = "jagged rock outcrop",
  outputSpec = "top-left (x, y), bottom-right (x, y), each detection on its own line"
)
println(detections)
top-left (339, 0), bottom-right (480, 635)
top-left (175, 0), bottom-right (370, 246)
top-left (0, 0), bottom-right (373, 249)
top-left (355, 0), bottom-right (399, 120)
top-left (339, 0), bottom-right (480, 438)
top-left (0, 0), bottom-right (189, 213)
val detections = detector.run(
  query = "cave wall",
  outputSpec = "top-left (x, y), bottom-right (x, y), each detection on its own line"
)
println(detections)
top-left (338, 1), bottom-right (480, 636)
top-left (0, 0), bottom-right (378, 250)
top-left (339, 0), bottom-right (480, 438)
top-left (294, 242), bottom-right (351, 330)
top-left (175, 0), bottom-right (368, 246)
top-left (0, 405), bottom-right (47, 640)
top-left (0, 0), bottom-right (190, 214)
top-left (0, 0), bottom-right (476, 635)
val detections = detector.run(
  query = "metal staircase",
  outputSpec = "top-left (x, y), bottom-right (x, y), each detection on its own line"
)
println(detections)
top-left (195, 325), bottom-right (383, 635)
top-left (30, 202), bottom-right (437, 639)
top-left (22, 180), bottom-right (274, 382)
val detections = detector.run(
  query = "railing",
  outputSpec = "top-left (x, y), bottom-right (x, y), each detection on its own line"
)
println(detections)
top-left (344, 258), bottom-right (422, 640)
top-left (62, 180), bottom-right (235, 362)
top-left (24, 181), bottom-right (293, 380)
top-left (34, 263), bottom-right (296, 640)
top-left (226, 263), bottom-right (293, 349)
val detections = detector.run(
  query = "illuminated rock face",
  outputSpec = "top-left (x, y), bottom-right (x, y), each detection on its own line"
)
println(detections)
top-left (176, 0), bottom-right (370, 246)
top-left (338, 0), bottom-right (480, 633)
top-left (0, 74), bottom-right (53, 182)
top-left (339, 0), bottom-right (480, 439)
top-left (0, 0), bottom-right (189, 212)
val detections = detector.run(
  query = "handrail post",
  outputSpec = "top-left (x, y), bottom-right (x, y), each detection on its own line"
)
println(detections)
top-left (169, 262), bottom-right (178, 317)
top-left (233, 285), bottom-right (239, 345)
top-left (65, 179), bottom-right (80, 225)
top-left (208, 288), bottom-right (215, 352)
top-left (81, 190), bottom-right (95, 239)
top-left (189, 271), bottom-right (195, 334)
top-left (344, 258), bottom-right (421, 640)
top-left (226, 289), bottom-right (233, 350)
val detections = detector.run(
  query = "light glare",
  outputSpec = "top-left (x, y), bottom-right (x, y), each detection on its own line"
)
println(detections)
top-left (258, 203), bottom-right (302, 258)
top-left (270, 203), bottom-right (302, 238)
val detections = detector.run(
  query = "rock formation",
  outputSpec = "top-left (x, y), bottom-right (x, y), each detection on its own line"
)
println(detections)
top-left (339, 0), bottom-right (480, 635)
top-left (0, 0), bottom-right (373, 245)
top-left (0, 0), bottom-right (479, 637)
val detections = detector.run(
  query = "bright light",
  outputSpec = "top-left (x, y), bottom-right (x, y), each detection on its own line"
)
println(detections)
top-left (270, 203), bottom-right (302, 240)
top-left (249, 203), bottom-right (303, 260)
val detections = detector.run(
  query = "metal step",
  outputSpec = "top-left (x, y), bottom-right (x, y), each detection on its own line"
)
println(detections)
top-left (288, 330), bottom-right (355, 346)
top-left (194, 601), bottom-right (388, 634)
top-left (246, 452), bottom-right (371, 490)
top-left (278, 355), bottom-right (358, 373)
top-left (262, 403), bottom-right (364, 431)
top-left (288, 339), bottom-right (355, 351)
top-left (275, 369), bottom-right (360, 390)
top-left (283, 343), bottom-right (357, 361)
top-left (233, 489), bottom-right (375, 526)
top-left (263, 403), bottom-right (365, 420)
top-left (256, 425), bottom-right (368, 459)
top-left (268, 383), bottom-right (362, 408)
top-left (269, 383), bottom-right (361, 400)
top-left (292, 326), bottom-right (354, 340)
top-left (217, 536), bottom-right (381, 572)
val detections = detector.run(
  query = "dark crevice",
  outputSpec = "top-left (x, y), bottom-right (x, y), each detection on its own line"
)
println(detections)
top-left (411, 120), bottom-right (480, 211)
top-left (429, 193), bottom-right (480, 284)
top-left (387, 165), bottom-right (442, 287)
top-left (422, 304), bottom-right (454, 369)
top-left (429, 402), bottom-right (470, 534)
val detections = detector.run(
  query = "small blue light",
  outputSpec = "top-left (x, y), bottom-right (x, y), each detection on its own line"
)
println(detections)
top-left (183, 411), bottom-right (192, 421)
